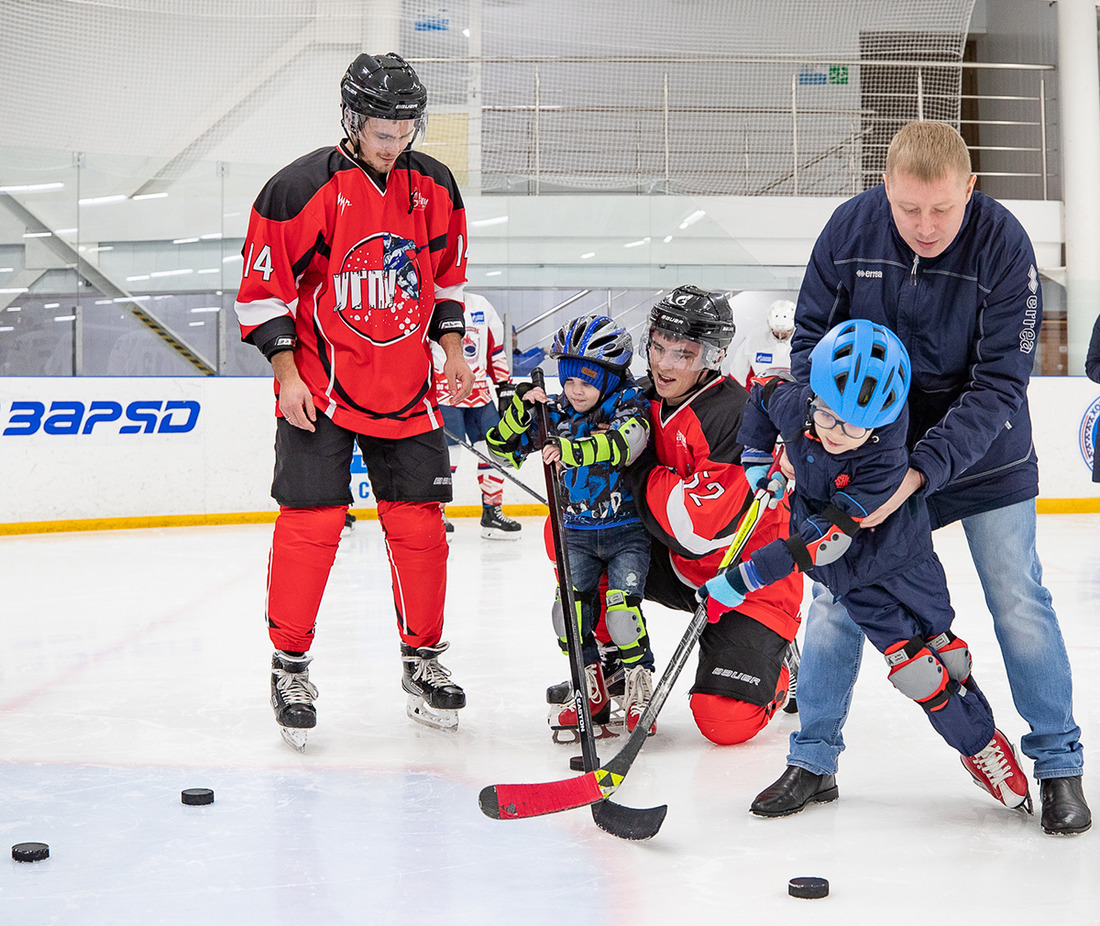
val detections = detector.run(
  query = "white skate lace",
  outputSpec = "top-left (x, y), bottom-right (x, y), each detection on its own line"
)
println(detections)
top-left (584, 664), bottom-right (603, 701)
top-left (624, 665), bottom-right (652, 716)
top-left (407, 644), bottom-right (455, 690)
top-left (274, 668), bottom-right (319, 705)
top-left (971, 738), bottom-right (1013, 791)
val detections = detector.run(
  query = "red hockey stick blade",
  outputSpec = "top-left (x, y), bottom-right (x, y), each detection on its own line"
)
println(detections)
top-left (479, 771), bottom-right (605, 820)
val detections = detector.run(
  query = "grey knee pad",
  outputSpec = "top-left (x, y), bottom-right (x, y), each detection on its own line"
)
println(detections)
top-left (605, 589), bottom-right (649, 664)
top-left (885, 637), bottom-right (949, 709)
top-left (927, 631), bottom-right (973, 684)
top-left (551, 588), bottom-right (593, 651)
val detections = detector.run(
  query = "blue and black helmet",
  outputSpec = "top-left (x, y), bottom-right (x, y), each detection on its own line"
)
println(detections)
top-left (551, 315), bottom-right (633, 395)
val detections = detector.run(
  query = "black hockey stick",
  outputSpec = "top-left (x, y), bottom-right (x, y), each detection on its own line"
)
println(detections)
top-left (478, 458), bottom-right (779, 825)
top-left (442, 426), bottom-right (548, 505)
top-left (527, 368), bottom-right (667, 840)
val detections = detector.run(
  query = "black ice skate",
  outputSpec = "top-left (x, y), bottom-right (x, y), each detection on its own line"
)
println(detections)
top-left (270, 651), bottom-right (318, 752)
top-left (401, 641), bottom-right (466, 730)
top-left (480, 504), bottom-right (522, 540)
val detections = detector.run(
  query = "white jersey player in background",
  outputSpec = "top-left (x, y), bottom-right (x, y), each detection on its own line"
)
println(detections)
top-left (431, 292), bottom-right (523, 539)
top-left (727, 299), bottom-right (795, 389)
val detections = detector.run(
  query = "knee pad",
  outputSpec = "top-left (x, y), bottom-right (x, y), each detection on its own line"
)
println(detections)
top-left (690, 692), bottom-right (771, 745)
top-left (604, 589), bottom-right (650, 665)
top-left (884, 637), bottom-right (950, 712)
top-left (927, 630), bottom-right (973, 685)
top-left (551, 588), bottom-right (594, 654)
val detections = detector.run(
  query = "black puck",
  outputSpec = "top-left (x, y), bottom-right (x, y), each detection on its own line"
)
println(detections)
top-left (788, 876), bottom-right (829, 899)
top-left (12, 842), bottom-right (50, 862)
top-left (181, 788), bottom-right (215, 805)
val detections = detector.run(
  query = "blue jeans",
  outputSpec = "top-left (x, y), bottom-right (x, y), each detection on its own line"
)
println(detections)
top-left (440, 403), bottom-right (500, 446)
top-left (563, 521), bottom-right (654, 669)
top-left (789, 499), bottom-right (1083, 780)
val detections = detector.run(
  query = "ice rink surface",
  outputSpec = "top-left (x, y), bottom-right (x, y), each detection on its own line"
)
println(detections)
top-left (2, 513), bottom-right (1098, 924)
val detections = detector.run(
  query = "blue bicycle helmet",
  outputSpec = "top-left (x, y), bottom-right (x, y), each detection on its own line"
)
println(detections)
top-left (808, 318), bottom-right (911, 429)
top-left (551, 315), bottom-right (633, 395)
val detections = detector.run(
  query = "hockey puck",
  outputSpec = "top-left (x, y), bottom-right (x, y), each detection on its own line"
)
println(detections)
top-left (181, 788), bottom-right (215, 806)
top-left (12, 842), bottom-right (49, 862)
top-left (788, 876), bottom-right (829, 899)
top-left (569, 755), bottom-right (598, 772)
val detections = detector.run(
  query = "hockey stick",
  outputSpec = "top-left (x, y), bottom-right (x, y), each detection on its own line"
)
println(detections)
top-left (526, 368), bottom-right (667, 840)
top-left (478, 457), bottom-right (780, 826)
top-left (442, 426), bottom-right (548, 506)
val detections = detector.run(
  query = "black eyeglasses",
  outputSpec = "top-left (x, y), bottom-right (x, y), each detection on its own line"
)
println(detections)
top-left (811, 402), bottom-right (869, 439)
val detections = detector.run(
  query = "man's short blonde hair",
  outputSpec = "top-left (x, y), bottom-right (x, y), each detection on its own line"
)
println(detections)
top-left (885, 121), bottom-right (972, 184)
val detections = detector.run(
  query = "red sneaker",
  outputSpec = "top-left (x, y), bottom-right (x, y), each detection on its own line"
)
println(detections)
top-left (960, 729), bottom-right (1033, 812)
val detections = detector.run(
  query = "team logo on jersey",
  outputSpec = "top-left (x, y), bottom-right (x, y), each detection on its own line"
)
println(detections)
top-left (332, 232), bottom-right (422, 345)
top-left (1080, 397), bottom-right (1100, 473)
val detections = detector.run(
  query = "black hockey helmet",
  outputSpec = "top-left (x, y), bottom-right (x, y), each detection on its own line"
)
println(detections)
top-left (644, 285), bottom-right (736, 371)
top-left (341, 53), bottom-right (427, 123)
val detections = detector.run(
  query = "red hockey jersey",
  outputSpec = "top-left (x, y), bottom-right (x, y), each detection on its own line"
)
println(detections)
top-left (636, 374), bottom-right (802, 641)
top-left (235, 142), bottom-right (468, 438)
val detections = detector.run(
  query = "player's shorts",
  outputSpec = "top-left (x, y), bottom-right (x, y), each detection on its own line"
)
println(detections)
top-left (272, 412), bottom-right (451, 507)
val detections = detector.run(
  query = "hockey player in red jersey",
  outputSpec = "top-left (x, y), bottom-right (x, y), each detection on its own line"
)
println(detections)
top-left (234, 52), bottom-right (475, 749)
top-left (626, 286), bottom-right (804, 745)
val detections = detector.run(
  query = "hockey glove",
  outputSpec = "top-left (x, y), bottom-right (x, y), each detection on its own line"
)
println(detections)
top-left (496, 381), bottom-right (517, 419)
top-left (698, 555), bottom-right (774, 622)
top-left (743, 453), bottom-right (787, 509)
top-left (495, 382), bottom-right (534, 443)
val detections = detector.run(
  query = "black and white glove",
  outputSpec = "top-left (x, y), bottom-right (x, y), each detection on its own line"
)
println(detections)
top-left (496, 381), bottom-right (517, 419)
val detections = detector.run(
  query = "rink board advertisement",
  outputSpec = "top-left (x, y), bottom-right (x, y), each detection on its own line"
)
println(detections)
top-left (0, 375), bottom-right (1096, 526)
top-left (0, 377), bottom-right (544, 524)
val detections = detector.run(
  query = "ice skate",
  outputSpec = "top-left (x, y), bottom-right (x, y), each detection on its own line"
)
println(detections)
top-left (547, 662), bottom-right (614, 744)
top-left (401, 641), bottom-right (465, 730)
top-left (960, 728), bottom-right (1033, 812)
top-left (623, 664), bottom-right (656, 735)
top-left (270, 651), bottom-right (318, 752)
top-left (602, 646), bottom-right (625, 703)
top-left (480, 504), bottom-right (522, 540)
top-left (783, 636), bottom-right (801, 713)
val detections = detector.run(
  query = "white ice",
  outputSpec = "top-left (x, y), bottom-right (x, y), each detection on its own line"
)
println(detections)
top-left (2, 513), bottom-right (1098, 924)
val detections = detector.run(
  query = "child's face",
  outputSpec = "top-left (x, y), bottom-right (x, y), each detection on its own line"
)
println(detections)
top-left (811, 401), bottom-right (873, 454)
top-left (562, 378), bottom-right (601, 413)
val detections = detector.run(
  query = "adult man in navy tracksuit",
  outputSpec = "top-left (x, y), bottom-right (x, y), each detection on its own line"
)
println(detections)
top-left (751, 120), bottom-right (1089, 835)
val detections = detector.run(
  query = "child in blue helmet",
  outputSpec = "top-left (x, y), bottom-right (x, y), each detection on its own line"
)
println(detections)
top-left (702, 318), bottom-right (1033, 815)
top-left (487, 314), bottom-right (655, 737)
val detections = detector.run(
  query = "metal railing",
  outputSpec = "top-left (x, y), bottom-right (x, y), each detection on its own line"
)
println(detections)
top-left (468, 56), bottom-right (1056, 199)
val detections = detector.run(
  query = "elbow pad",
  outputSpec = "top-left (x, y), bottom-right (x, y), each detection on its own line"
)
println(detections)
top-left (557, 415), bottom-right (648, 468)
top-left (785, 503), bottom-right (861, 571)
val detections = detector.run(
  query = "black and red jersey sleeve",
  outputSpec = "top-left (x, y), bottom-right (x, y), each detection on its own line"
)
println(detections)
top-left (235, 146), bottom-right (346, 344)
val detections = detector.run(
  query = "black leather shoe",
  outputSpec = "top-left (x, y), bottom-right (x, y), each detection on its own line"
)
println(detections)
top-left (751, 765), bottom-right (839, 817)
top-left (1040, 776), bottom-right (1091, 835)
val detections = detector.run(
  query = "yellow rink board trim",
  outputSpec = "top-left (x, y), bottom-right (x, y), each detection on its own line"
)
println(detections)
top-left (0, 505), bottom-right (551, 536)
top-left (2, 500), bottom-right (1096, 536)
